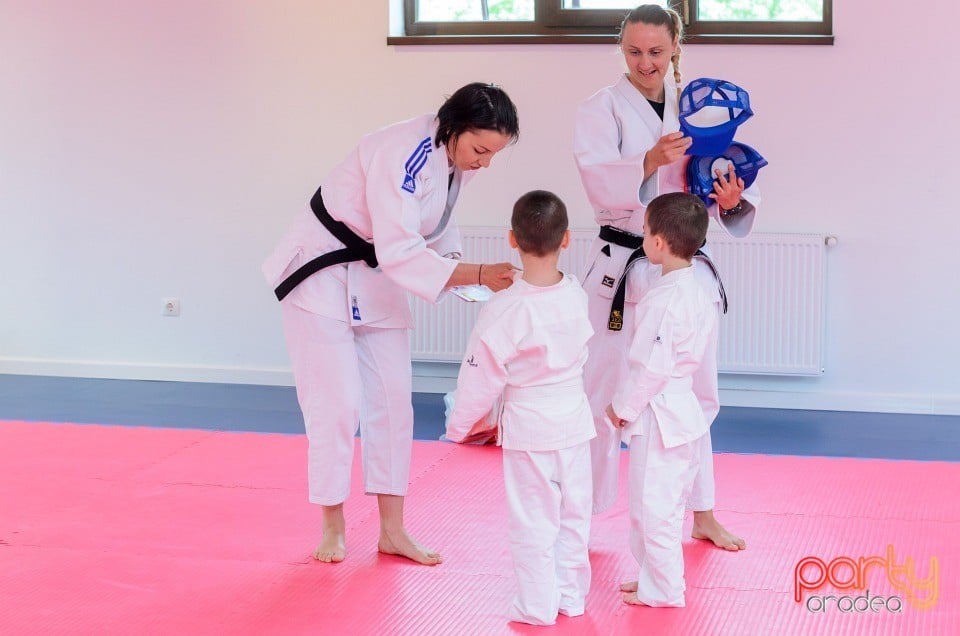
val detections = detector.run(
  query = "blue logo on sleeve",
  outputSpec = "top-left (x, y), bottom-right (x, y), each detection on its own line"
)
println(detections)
top-left (401, 137), bottom-right (432, 194)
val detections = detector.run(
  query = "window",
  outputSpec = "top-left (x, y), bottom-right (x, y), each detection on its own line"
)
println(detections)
top-left (394, 0), bottom-right (833, 44)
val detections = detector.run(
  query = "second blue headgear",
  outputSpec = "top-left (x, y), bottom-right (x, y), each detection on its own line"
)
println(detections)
top-left (686, 142), bottom-right (768, 207)
top-left (679, 78), bottom-right (753, 156)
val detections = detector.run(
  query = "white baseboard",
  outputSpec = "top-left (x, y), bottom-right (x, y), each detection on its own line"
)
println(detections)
top-left (3, 357), bottom-right (958, 416)
top-left (0, 357), bottom-right (294, 387)
top-left (716, 388), bottom-right (960, 416)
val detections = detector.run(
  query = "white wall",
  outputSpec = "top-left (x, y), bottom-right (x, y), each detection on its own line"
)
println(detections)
top-left (2, 1), bottom-right (958, 414)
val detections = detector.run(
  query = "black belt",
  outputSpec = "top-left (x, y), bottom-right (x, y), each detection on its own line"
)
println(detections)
top-left (273, 187), bottom-right (379, 301)
top-left (599, 225), bottom-right (728, 331)
top-left (599, 224), bottom-right (643, 250)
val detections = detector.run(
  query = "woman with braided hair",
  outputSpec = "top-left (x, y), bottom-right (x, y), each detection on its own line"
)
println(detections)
top-left (574, 4), bottom-right (760, 563)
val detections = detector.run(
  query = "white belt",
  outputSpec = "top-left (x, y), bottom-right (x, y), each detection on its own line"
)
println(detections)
top-left (660, 377), bottom-right (694, 394)
top-left (503, 378), bottom-right (584, 402)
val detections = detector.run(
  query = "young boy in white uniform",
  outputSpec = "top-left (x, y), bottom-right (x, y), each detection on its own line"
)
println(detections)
top-left (606, 192), bottom-right (718, 607)
top-left (446, 190), bottom-right (596, 625)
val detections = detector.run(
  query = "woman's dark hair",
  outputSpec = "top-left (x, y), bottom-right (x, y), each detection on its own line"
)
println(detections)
top-left (434, 83), bottom-right (519, 149)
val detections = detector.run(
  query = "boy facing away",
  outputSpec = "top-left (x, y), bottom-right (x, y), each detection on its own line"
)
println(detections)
top-left (446, 190), bottom-right (596, 626)
top-left (605, 192), bottom-right (719, 608)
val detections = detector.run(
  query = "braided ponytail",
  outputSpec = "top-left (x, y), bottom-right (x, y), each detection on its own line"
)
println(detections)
top-left (667, 8), bottom-right (684, 102)
top-left (672, 45), bottom-right (682, 102)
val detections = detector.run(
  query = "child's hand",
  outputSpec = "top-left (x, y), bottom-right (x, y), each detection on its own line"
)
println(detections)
top-left (605, 404), bottom-right (626, 429)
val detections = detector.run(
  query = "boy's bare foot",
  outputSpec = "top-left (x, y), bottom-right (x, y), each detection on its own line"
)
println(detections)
top-left (313, 532), bottom-right (346, 563)
top-left (620, 581), bottom-right (638, 593)
top-left (622, 592), bottom-right (649, 606)
top-left (692, 510), bottom-right (746, 551)
top-left (378, 528), bottom-right (442, 566)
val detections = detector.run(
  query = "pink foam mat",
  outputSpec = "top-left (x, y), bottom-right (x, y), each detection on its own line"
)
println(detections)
top-left (1, 420), bottom-right (957, 635)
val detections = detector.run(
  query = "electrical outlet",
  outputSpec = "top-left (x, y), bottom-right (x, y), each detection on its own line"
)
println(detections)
top-left (162, 297), bottom-right (180, 317)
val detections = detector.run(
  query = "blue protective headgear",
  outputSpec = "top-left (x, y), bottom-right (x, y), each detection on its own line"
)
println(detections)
top-left (679, 78), bottom-right (753, 156)
top-left (686, 142), bottom-right (768, 207)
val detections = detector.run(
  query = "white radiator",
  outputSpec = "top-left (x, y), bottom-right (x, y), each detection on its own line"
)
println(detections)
top-left (410, 228), bottom-right (826, 376)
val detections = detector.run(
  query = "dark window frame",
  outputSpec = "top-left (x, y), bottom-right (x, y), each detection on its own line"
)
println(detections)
top-left (390, 0), bottom-right (833, 45)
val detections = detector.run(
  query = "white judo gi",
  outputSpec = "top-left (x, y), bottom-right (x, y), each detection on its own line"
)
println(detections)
top-left (574, 72), bottom-right (761, 514)
top-left (612, 266), bottom-right (718, 607)
top-left (263, 113), bottom-right (472, 505)
top-left (446, 275), bottom-right (596, 626)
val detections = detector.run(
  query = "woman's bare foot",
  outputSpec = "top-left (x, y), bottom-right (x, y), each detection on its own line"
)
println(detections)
top-left (376, 494), bottom-right (442, 566)
top-left (314, 532), bottom-right (346, 563)
top-left (692, 509), bottom-right (746, 551)
top-left (378, 528), bottom-right (442, 566)
top-left (313, 503), bottom-right (347, 563)
top-left (620, 581), bottom-right (638, 593)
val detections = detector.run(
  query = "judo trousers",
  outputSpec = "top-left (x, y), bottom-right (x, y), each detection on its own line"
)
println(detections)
top-left (503, 442), bottom-right (593, 625)
top-left (281, 302), bottom-right (413, 505)
top-left (585, 294), bottom-right (719, 514)
top-left (628, 422), bottom-right (703, 607)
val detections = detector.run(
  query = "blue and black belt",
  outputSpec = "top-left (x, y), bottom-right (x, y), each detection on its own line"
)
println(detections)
top-left (599, 225), bottom-right (727, 332)
top-left (274, 187), bottom-right (379, 302)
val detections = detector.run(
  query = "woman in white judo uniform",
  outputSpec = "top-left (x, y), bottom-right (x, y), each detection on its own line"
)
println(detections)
top-left (574, 5), bottom-right (759, 550)
top-left (262, 83), bottom-right (520, 565)
top-left (447, 191), bottom-right (595, 625)
top-left (606, 192), bottom-right (719, 607)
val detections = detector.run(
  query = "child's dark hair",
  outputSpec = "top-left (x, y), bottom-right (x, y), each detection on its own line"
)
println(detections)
top-left (646, 192), bottom-right (708, 260)
top-left (511, 190), bottom-right (568, 257)
top-left (434, 83), bottom-right (520, 149)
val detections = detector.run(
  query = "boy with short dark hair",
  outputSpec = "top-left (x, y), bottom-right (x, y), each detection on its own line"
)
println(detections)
top-left (605, 192), bottom-right (718, 607)
top-left (447, 190), bottom-right (596, 625)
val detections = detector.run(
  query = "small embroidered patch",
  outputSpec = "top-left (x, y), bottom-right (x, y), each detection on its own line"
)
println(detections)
top-left (608, 310), bottom-right (623, 331)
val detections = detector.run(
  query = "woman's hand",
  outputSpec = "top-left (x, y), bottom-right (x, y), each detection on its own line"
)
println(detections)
top-left (480, 262), bottom-right (518, 292)
top-left (643, 132), bottom-right (693, 178)
top-left (709, 162), bottom-right (746, 212)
